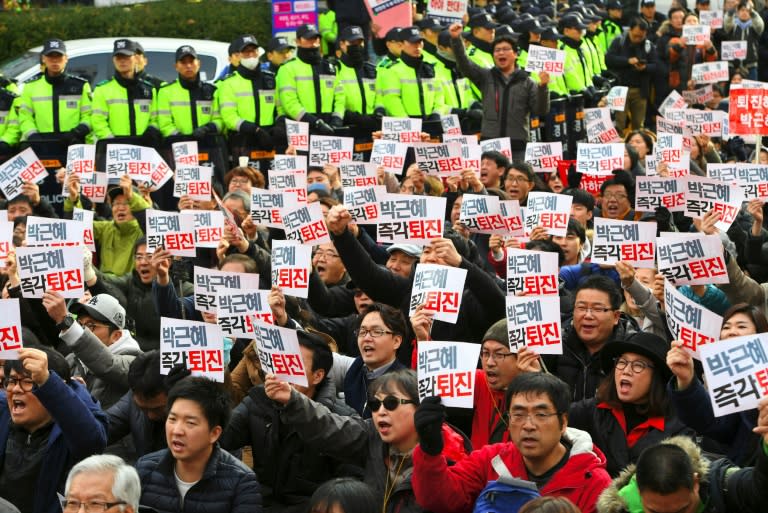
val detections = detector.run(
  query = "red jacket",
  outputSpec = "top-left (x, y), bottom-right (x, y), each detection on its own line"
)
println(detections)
top-left (471, 370), bottom-right (510, 449)
top-left (412, 427), bottom-right (612, 513)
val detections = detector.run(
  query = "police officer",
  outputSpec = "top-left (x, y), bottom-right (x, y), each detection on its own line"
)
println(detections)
top-left (216, 36), bottom-right (244, 81)
top-left (276, 23), bottom-right (344, 135)
top-left (335, 26), bottom-right (379, 130)
top-left (261, 37), bottom-right (295, 74)
top-left (0, 88), bottom-right (20, 154)
top-left (133, 41), bottom-right (165, 89)
top-left (91, 39), bottom-right (159, 144)
top-left (373, 27), bottom-right (402, 116)
top-left (602, 0), bottom-right (624, 51)
top-left (218, 35), bottom-right (277, 150)
top-left (464, 13), bottom-right (498, 68)
top-left (559, 14), bottom-right (596, 99)
top-left (18, 39), bottom-right (91, 145)
top-left (156, 45), bottom-right (221, 139)
top-left (418, 17), bottom-right (444, 64)
top-left (380, 27), bottom-right (446, 119)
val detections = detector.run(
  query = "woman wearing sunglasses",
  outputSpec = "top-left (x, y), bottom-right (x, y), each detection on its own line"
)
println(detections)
top-left (566, 333), bottom-right (694, 477)
top-left (265, 368), bottom-right (470, 513)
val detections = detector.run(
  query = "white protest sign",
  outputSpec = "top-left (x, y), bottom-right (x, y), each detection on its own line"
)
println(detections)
top-left (274, 154), bottom-right (307, 174)
top-left (0, 299), bottom-right (23, 359)
top-left (382, 116), bottom-right (423, 143)
top-left (378, 194), bottom-right (445, 245)
top-left (187, 209), bottom-right (224, 249)
top-left (586, 117), bottom-right (622, 144)
top-left (417, 341), bottom-right (480, 408)
top-left (370, 139), bottom-right (408, 175)
top-left (524, 192), bottom-right (572, 237)
top-left (682, 24), bottom-right (710, 45)
top-left (635, 176), bottom-right (686, 212)
top-left (253, 322), bottom-right (308, 387)
top-left (413, 142), bottom-right (464, 176)
top-left (281, 201), bottom-right (331, 246)
top-left (525, 142), bottom-right (562, 173)
top-left (699, 9), bottom-right (723, 29)
top-left (286, 119), bottom-right (310, 152)
top-left (506, 295), bottom-right (563, 354)
top-left (658, 90), bottom-right (688, 118)
top-left (505, 248), bottom-right (559, 296)
top-left (708, 163), bottom-right (768, 200)
top-left (250, 188), bottom-right (285, 228)
top-left (0, 148), bottom-right (47, 200)
top-left (721, 40), bottom-right (748, 61)
top-left (25, 216), bottom-right (84, 247)
top-left (656, 133), bottom-right (686, 165)
top-left (409, 263), bottom-right (467, 324)
top-left (269, 168), bottom-right (307, 205)
top-left (683, 85), bottom-right (714, 105)
top-left (576, 143), bottom-right (624, 175)
top-left (66, 144), bottom-right (95, 176)
top-left (687, 109), bottom-right (724, 136)
top-left (146, 209), bottom-right (196, 257)
top-left (480, 138), bottom-right (512, 160)
top-left (72, 208), bottom-right (95, 252)
top-left (174, 166), bottom-right (212, 201)
top-left (427, 0), bottom-right (467, 23)
top-left (172, 141), bottom-right (199, 168)
top-left (606, 86), bottom-right (629, 111)
top-left (692, 61), bottom-right (729, 85)
top-left (193, 266), bottom-right (260, 313)
top-left (684, 175), bottom-right (746, 231)
top-left (461, 143), bottom-right (482, 172)
top-left (459, 194), bottom-right (507, 234)
top-left (16, 246), bottom-right (83, 299)
top-left (339, 161), bottom-right (379, 188)
top-left (271, 239), bottom-right (311, 298)
top-left (81, 172), bottom-right (108, 203)
top-left (525, 45), bottom-right (565, 75)
top-left (592, 218), bottom-right (657, 268)
top-left (0, 222), bottom-right (12, 268)
top-left (441, 114), bottom-right (462, 136)
top-left (700, 333), bottom-right (768, 417)
top-left (309, 135), bottom-right (354, 166)
top-left (657, 233), bottom-right (728, 285)
top-left (105, 144), bottom-right (153, 183)
top-left (159, 317), bottom-right (225, 382)
top-left (217, 288), bottom-right (273, 338)
top-left (499, 200), bottom-right (526, 238)
top-left (344, 185), bottom-right (386, 224)
top-left (664, 280), bottom-right (723, 359)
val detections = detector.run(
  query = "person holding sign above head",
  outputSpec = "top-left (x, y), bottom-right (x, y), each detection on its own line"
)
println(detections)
top-left (596, 399), bottom-right (768, 513)
top-left (264, 367), bottom-right (471, 513)
top-left (667, 303), bottom-right (768, 467)
top-left (723, 0), bottom-right (764, 81)
top-left (411, 372), bottom-right (612, 513)
top-left (136, 376), bottom-right (262, 513)
top-left (449, 22), bottom-right (549, 160)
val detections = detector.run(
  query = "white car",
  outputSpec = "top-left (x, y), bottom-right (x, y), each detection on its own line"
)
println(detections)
top-left (0, 37), bottom-right (232, 91)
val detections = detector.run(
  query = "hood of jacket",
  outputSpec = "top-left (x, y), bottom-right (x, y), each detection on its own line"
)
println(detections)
top-left (596, 435), bottom-right (709, 513)
top-left (109, 330), bottom-right (142, 356)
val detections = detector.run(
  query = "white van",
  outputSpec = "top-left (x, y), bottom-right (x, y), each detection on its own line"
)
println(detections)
top-left (0, 37), bottom-right (232, 90)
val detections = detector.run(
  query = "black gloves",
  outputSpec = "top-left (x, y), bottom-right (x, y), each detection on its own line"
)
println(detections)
top-left (62, 123), bottom-right (90, 145)
top-left (0, 141), bottom-right (11, 155)
top-left (425, 113), bottom-right (441, 123)
top-left (313, 119), bottom-right (335, 136)
top-left (141, 126), bottom-right (163, 147)
top-left (239, 121), bottom-right (260, 136)
top-left (466, 109), bottom-right (483, 121)
top-left (255, 127), bottom-right (274, 150)
top-left (193, 123), bottom-right (217, 139)
top-left (329, 115), bottom-right (344, 128)
top-left (27, 133), bottom-right (45, 141)
top-left (414, 396), bottom-right (445, 456)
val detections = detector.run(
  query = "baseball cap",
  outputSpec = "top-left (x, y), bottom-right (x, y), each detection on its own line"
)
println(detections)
top-left (468, 13), bottom-right (500, 29)
top-left (606, 0), bottom-right (623, 9)
top-left (640, 0), bottom-right (656, 5)
top-left (386, 243), bottom-right (423, 258)
top-left (385, 27), bottom-right (403, 42)
top-left (267, 36), bottom-right (295, 52)
top-left (175, 45), bottom-right (198, 61)
top-left (437, 29), bottom-right (452, 47)
top-left (296, 23), bottom-right (321, 39)
top-left (540, 27), bottom-right (564, 41)
top-left (696, 0), bottom-right (710, 3)
top-left (340, 25), bottom-right (365, 42)
top-left (495, 25), bottom-right (521, 39)
top-left (419, 17), bottom-right (445, 32)
top-left (133, 41), bottom-right (145, 54)
top-left (237, 34), bottom-right (259, 52)
top-left (523, 18), bottom-right (545, 34)
top-left (71, 294), bottom-right (126, 330)
top-left (113, 39), bottom-right (136, 56)
top-left (560, 13), bottom-right (588, 30)
top-left (41, 39), bottom-right (67, 56)
top-left (399, 27), bottom-right (424, 43)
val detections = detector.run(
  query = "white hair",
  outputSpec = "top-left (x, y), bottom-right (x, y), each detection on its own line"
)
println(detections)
top-left (64, 455), bottom-right (140, 511)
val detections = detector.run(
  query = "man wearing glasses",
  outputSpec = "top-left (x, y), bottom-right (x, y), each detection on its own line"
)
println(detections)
top-left (60, 454), bottom-right (140, 513)
top-left (42, 292), bottom-right (142, 409)
top-left (412, 373), bottom-right (611, 513)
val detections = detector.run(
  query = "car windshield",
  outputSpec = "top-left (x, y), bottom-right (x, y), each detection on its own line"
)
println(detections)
top-left (0, 51), bottom-right (40, 79)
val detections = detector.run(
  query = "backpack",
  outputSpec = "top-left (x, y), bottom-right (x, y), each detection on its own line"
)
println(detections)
top-left (472, 455), bottom-right (541, 513)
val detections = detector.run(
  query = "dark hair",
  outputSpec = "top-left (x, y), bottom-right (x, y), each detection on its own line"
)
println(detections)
top-left (4, 343), bottom-right (70, 384)
top-left (481, 150), bottom-right (510, 170)
top-left (133, 236), bottom-right (147, 255)
top-left (562, 188), bottom-right (595, 212)
top-left (167, 377), bottom-right (231, 431)
top-left (722, 303), bottom-right (768, 334)
top-left (636, 444), bottom-right (695, 493)
top-left (519, 496), bottom-right (581, 513)
top-left (223, 166), bottom-right (265, 190)
top-left (596, 355), bottom-right (670, 417)
top-left (492, 35), bottom-right (518, 53)
top-left (625, 130), bottom-right (655, 155)
top-left (357, 303), bottom-right (408, 338)
top-left (12, 215), bottom-right (27, 229)
top-left (565, 218), bottom-right (586, 244)
top-left (526, 239), bottom-right (566, 267)
top-left (369, 368), bottom-right (420, 406)
top-left (628, 16), bottom-right (650, 30)
top-left (737, 0), bottom-right (750, 9)
top-left (7, 194), bottom-right (33, 208)
top-left (308, 478), bottom-right (378, 513)
top-left (127, 350), bottom-right (165, 397)
top-left (297, 330), bottom-right (334, 375)
top-left (505, 373), bottom-right (571, 420)
top-left (507, 161), bottom-right (535, 182)
top-left (668, 6), bottom-right (687, 19)
top-left (575, 275), bottom-right (623, 310)
top-left (600, 171), bottom-right (635, 207)
top-left (443, 225), bottom-right (471, 260)
top-left (219, 253), bottom-right (258, 273)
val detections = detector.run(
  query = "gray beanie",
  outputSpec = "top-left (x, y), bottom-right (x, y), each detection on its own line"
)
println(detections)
top-left (482, 319), bottom-right (508, 344)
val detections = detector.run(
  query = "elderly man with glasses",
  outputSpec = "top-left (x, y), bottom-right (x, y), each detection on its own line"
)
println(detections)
top-left (60, 454), bottom-right (140, 513)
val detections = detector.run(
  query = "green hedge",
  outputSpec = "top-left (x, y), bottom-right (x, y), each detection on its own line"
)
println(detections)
top-left (0, 0), bottom-right (272, 63)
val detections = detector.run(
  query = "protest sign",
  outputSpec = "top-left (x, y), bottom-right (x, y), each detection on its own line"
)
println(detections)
top-left (682, 24), bottom-right (710, 44)
top-left (579, 173), bottom-right (614, 197)
top-left (172, 141), bottom-right (199, 168)
top-left (269, 167), bottom-right (307, 205)
top-left (721, 40), bottom-right (747, 61)
top-left (524, 192), bottom-right (572, 237)
top-left (365, 0), bottom-right (411, 36)
top-left (664, 280), bottom-right (723, 358)
top-left (506, 248), bottom-right (559, 296)
top-left (427, 0), bottom-right (467, 23)
top-left (309, 135), bottom-right (354, 165)
top-left (194, 266), bottom-right (260, 313)
top-left (66, 144), bottom-right (95, 176)
top-left (282, 201), bottom-right (331, 245)
top-left (635, 176), bottom-right (686, 212)
top-left (186, 209), bottom-right (224, 248)
top-left (253, 322), bottom-right (308, 387)
top-left (0, 299), bottom-right (23, 359)
top-left (499, 200), bottom-right (526, 238)
top-left (217, 289), bottom-right (273, 338)
top-left (728, 88), bottom-right (768, 135)
top-left (382, 117), bottom-right (422, 143)
top-left (271, 239), bottom-right (311, 298)
top-left (658, 90), bottom-right (688, 117)
top-left (525, 45), bottom-right (565, 75)
top-left (250, 188), bottom-right (285, 228)
top-left (285, 119), bottom-right (310, 152)
top-left (105, 144), bottom-right (153, 183)
top-left (657, 233), bottom-right (728, 285)
top-left (576, 143), bottom-right (624, 175)
top-left (160, 317), bottom-right (224, 382)
top-left (344, 185), bottom-right (386, 224)
top-left (441, 114), bottom-right (462, 136)
top-left (592, 218), bottom-right (657, 268)
top-left (273, 154), bottom-right (307, 174)
top-left (80, 172), bottom-right (108, 203)
top-left (16, 246), bottom-right (83, 298)
top-left (25, 216), bottom-right (83, 247)
top-left (586, 118), bottom-right (622, 144)
top-left (413, 142), bottom-right (464, 176)
top-left (480, 137), bottom-right (512, 160)
top-left (0, 222), bottom-right (12, 268)
top-left (708, 163), bottom-right (768, 200)
top-left (370, 139), bottom-right (408, 175)
top-left (459, 194), bottom-right (507, 234)
top-left (687, 109), bottom-right (724, 136)
top-left (417, 341), bottom-right (480, 408)
top-left (506, 295), bottom-right (563, 354)
top-left (173, 166), bottom-right (212, 201)
top-left (683, 85), bottom-right (714, 105)
top-left (377, 194), bottom-right (445, 245)
top-left (606, 86), bottom-right (629, 111)
top-left (691, 61), bottom-right (729, 85)
top-left (339, 161), bottom-right (379, 188)
top-left (461, 143), bottom-right (482, 172)
top-left (0, 148), bottom-right (47, 200)
top-left (700, 333), bottom-right (768, 417)
top-left (684, 175), bottom-right (746, 231)
top-left (146, 210), bottom-right (196, 257)
top-left (409, 263), bottom-right (467, 323)
top-left (72, 208), bottom-right (95, 252)
top-left (699, 9), bottom-right (723, 28)
top-left (525, 142), bottom-right (562, 173)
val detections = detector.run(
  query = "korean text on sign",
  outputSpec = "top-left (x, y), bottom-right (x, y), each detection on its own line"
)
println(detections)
top-left (506, 248), bottom-right (559, 297)
top-left (271, 239), bottom-right (311, 298)
top-left (0, 298), bottom-right (23, 359)
top-left (525, 142), bottom-right (562, 173)
top-left (285, 119), bottom-right (310, 152)
top-left (251, 188), bottom-right (285, 228)
top-left (635, 176), bottom-right (686, 212)
top-left (525, 45), bottom-right (565, 75)
top-left (664, 280), bottom-right (723, 359)
top-left (343, 185), bottom-right (385, 224)
top-left (25, 216), bottom-right (84, 247)
top-left (591, 218), bottom-right (657, 268)
top-left (186, 209), bottom-right (224, 249)
top-left (0, 148), bottom-right (47, 201)
top-left (217, 289), bottom-right (273, 338)
top-left (656, 233), bottom-right (728, 286)
top-left (417, 341), bottom-right (480, 408)
top-left (194, 266), bottom-right (261, 313)
top-left (684, 175), bottom-right (746, 232)
top-left (146, 209), bottom-right (196, 257)
top-left (253, 322), bottom-right (308, 387)
top-left (281, 201), bottom-right (331, 246)
top-left (16, 246), bottom-right (83, 299)
top-left (309, 135), bottom-right (354, 166)
top-left (459, 194), bottom-right (507, 234)
top-left (370, 140), bottom-right (407, 175)
top-left (409, 263), bottom-right (467, 324)
top-left (66, 144), bottom-right (95, 176)
top-left (524, 192), bottom-right (572, 237)
top-left (377, 194), bottom-right (446, 245)
top-left (506, 295), bottom-right (563, 355)
top-left (160, 317), bottom-right (224, 382)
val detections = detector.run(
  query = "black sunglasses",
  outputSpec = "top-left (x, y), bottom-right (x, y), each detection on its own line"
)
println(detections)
top-left (369, 395), bottom-right (416, 412)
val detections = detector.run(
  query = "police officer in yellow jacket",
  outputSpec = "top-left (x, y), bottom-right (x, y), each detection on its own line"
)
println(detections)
top-left (91, 39), bottom-right (160, 145)
top-left (156, 45), bottom-right (222, 139)
top-left (380, 27), bottom-right (446, 119)
top-left (218, 35), bottom-right (277, 150)
top-left (559, 14), bottom-right (597, 101)
top-left (276, 23), bottom-right (344, 135)
top-left (18, 39), bottom-right (91, 145)
top-left (0, 89), bottom-right (20, 154)
top-left (335, 25), bottom-right (379, 130)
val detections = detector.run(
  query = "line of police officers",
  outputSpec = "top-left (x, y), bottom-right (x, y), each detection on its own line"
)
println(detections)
top-left (0, 4), bottom-right (618, 161)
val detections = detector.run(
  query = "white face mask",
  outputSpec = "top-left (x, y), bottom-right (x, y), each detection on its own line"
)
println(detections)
top-left (240, 57), bottom-right (260, 70)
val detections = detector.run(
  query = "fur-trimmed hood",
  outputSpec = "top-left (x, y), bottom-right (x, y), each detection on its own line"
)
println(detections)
top-left (596, 436), bottom-right (710, 513)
